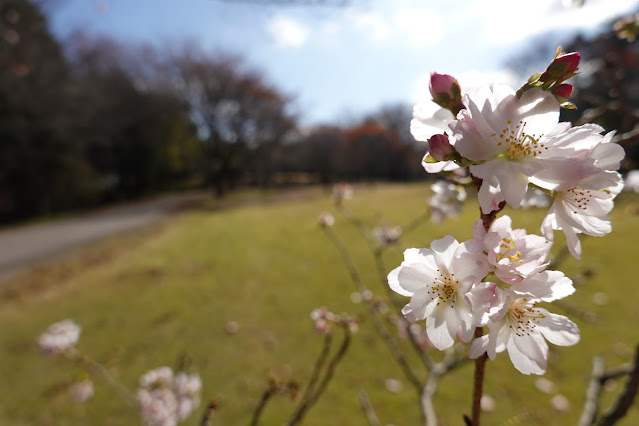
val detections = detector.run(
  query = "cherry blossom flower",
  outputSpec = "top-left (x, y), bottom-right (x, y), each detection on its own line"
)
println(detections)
top-left (469, 288), bottom-right (579, 375)
top-left (38, 319), bottom-right (81, 355)
top-left (541, 170), bottom-right (624, 258)
top-left (473, 216), bottom-right (551, 283)
top-left (451, 85), bottom-right (605, 213)
top-left (387, 235), bottom-right (491, 350)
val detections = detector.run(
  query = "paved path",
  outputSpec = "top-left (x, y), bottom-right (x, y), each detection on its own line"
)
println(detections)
top-left (0, 192), bottom-right (207, 280)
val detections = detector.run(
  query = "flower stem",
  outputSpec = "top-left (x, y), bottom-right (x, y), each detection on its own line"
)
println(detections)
top-left (470, 327), bottom-right (488, 426)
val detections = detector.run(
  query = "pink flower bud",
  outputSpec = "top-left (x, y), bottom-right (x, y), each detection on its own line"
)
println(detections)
top-left (427, 134), bottom-right (454, 161)
top-left (542, 52), bottom-right (580, 82)
top-left (429, 73), bottom-right (459, 101)
top-left (553, 83), bottom-right (574, 102)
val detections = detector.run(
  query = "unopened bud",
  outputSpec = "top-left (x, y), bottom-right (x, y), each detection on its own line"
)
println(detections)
top-left (541, 51), bottom-right (580, 82)
top-left (427, 134), bottom-right (455, 161)
top-left (553, 83), bottom-right (573, 102)
top-left (429, 73), bottom-right (463, 114)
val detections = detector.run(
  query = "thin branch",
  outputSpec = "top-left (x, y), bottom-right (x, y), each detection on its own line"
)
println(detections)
top-left (286, 324), bottom-right (351, 425)
top-left (323, 226), bottom-right (423, 393)
top-left (579, 356), bottom-right (605, 426)
top-left (597, 343), bottom-right (639, 425)
top-left (200, 400), bottom-right (219, 426)
top-left (250, 384), bottom-right (277, 426)
top-left (339, 204), bottom-right (435, 371)
top-left (469, 327), bottom-right (488, 426)
top-left (65, 348), bottom-right (137, 407)
top-left (422, 346), bottom-right (470, 426)
top-left (291, 333), bottom-right (333, 417)
top-left (359, 390), bottom-right (382, 426)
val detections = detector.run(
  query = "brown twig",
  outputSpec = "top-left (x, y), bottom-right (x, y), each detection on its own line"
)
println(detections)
top-left (469, 327), bottom-right (488, 426)
top-left (597, 344), bottom-right (639, 425)
top-left (200, 400), bottom-right (219, 426)
top-left (286, 323), bottom-right (351, 425)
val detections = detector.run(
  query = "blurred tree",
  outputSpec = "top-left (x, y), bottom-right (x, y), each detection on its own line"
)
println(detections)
top-left (65, 35), bottom-right (202, 200)
top-left (560, 14), bottom-right (639, 170)
top-left (170, 50), bottom-right (297, 196)
top-left (362, 102), bottom-right (414, 145)
top-left (0, 0), bottom-right (90, 219)
top-left (337, 122), bottom-right (418, 181)
top-left (297, 125), bottom-right (343, 184)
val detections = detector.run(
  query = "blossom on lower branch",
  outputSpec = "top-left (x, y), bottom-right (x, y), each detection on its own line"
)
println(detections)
top-left (387, 235), bottom-right (491, 350)
top-left (469, 288), bottom-right (579, 375)
top-left (138, 367), bottom-right (202, 426)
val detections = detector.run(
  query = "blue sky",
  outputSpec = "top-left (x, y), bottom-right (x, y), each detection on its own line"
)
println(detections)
top-left (47, 0), bottom-right (638, 125)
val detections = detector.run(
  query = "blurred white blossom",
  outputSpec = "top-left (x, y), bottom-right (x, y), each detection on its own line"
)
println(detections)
top-left (624, 169), bottom-right (639, 192)
top-left (520, 187), bottom-right (551, 208)
top-left (38, 319), bottom-right (81, 355)
top-left (373, 224), bottom-right (402, 246)
top-left (70, 379), bottom-right (94, 403)
top-left (318, 212), bottom-right (335, 227)
top-left (429, 181), bottom-right (467, 223)
top-left (138, 367), bottom-right (201, 426)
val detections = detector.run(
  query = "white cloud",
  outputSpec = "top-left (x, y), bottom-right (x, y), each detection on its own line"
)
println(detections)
top-left (460, 0), bottom-right (638, 45)
top-left (347, 10), bottom-right (391, 42)
top-left (267, 15), bottom-right (311, 48)
top-left (394, 9), bottom-right (445, 46)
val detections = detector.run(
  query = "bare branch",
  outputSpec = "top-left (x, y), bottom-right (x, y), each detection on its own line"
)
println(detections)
top-left (287, 323), bottom-right (351, 425)
top-left (323, 226), bottom-right (424, 392)
top-left (579, 356), bottom-right (605, 426)
top-left (597, 343), bottom-right (639, 425)
top-left (359, 390), bottom-right (382, 426)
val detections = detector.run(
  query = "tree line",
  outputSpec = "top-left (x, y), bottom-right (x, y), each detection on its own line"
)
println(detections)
top-left (0, 0), bottom-right (425, 222)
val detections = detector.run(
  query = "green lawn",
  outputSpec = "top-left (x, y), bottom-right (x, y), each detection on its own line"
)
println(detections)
top-left (1, 183), bottom-right (638, 425)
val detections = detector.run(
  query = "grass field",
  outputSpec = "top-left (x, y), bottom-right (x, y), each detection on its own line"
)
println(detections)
top-left (1, 183), bottom-right (638, 425)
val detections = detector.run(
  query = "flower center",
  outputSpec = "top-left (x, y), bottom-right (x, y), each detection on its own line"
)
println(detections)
top-left (507, 298), bottom-right (546, 337)
top-left (495, 237), bottom-right (523, 263)
top-left (429, 270), bottom-right (459, 307)
top-left (564, 186), bottom-right (612, 214)
top-left (492, 120), bottom-right (546, 160)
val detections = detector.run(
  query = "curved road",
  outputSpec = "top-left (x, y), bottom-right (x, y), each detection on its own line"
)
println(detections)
top-left (0, 192), bottom-right (206, 281)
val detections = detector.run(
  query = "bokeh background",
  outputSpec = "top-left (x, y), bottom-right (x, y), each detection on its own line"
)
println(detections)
top-left (1, 0), bottom-right (639, 425)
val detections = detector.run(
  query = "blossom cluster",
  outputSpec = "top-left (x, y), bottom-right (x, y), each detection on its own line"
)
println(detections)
top-left (415, 51), bottom-right (624, 259)
top-left (138, 366), bottom-right (202, 426)
top-left (389, 50), bottom-right (625, 375)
